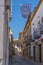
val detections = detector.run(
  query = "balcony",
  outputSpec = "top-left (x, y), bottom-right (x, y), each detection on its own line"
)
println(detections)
top-left (5, 0), bottom-right (11, 9)
top-left (33, 27), bottom-right (41, 39)
top-left (8, 9), bottom-right (12, 22)
top-left (33, 23), bottom-right (43, 39)
top-left (8, 13), bottom-right (12, 22)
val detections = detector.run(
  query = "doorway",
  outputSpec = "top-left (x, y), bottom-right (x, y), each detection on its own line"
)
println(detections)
top-left (33, 46), bottom-right (35, 61)
top-left (39, 44), bottom-right (41, 62)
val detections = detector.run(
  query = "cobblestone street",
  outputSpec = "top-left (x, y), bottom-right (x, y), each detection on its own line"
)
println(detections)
top-left (9, 55), bottom-right (43, 65)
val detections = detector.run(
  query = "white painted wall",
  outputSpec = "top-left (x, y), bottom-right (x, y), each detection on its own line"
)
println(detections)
top-left (31, 1), bottom-right (43, 59)
top-left (0, 0), bottom-right (10, 65)
top-left (0, 0), bottom-right (5, 65)
top-left (31, 1), bottom-right (43, 35)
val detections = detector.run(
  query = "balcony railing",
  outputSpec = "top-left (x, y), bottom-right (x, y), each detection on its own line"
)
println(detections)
top-left (34, 28), bottom-right (41, 39)
top-left (33, 23), bottom-right (43, 39)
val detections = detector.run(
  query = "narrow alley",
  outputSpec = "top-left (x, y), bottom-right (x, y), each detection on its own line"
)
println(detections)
top-left (0, 0), bottom-right (43, 65)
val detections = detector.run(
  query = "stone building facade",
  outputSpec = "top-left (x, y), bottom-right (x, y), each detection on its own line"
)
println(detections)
top-left (0, 0), bottom-right (11, 65)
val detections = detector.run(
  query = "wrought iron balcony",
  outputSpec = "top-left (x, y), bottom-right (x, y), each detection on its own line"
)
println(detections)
top-left (33, 23), bottom-right (43, 39)
top-left (33, 28), bottom-right (41, 39)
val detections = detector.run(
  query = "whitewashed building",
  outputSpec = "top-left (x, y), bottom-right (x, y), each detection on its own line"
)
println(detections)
top-left (31, 0), bottom-right (43, 63)
top-left (0, 0), bottom-right (11, 65)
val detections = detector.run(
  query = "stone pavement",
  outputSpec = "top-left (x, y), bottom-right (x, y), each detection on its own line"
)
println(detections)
top-left (9, 55), bottom-right (43, 65)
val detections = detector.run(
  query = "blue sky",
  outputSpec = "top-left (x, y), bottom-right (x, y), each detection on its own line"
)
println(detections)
top-left (9, 0), bottom-right (39, 39)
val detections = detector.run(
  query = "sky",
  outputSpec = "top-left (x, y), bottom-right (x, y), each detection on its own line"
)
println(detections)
top-left (9, 0), bottom-right (40, 39)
